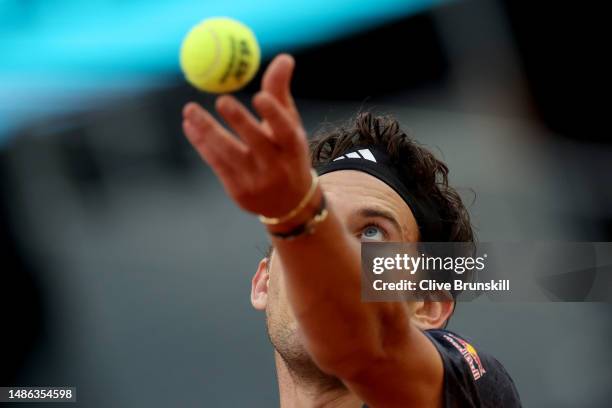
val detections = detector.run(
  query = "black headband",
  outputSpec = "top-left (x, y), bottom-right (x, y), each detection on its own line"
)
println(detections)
top-left (315, 145), bottom-right (444, 241)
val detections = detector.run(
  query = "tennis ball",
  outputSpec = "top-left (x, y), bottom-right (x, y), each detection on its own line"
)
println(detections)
top-left (180, 17), bottom-right (261, 93)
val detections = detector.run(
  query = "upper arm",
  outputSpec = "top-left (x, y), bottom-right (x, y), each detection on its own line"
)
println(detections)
top-left (340, 326), bottom-right (445, 408)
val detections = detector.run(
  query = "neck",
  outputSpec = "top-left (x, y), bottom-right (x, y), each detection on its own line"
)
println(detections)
top-left (274, 352), bottom-right (362, 408)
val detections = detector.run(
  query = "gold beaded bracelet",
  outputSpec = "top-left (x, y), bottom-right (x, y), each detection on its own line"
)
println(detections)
top-left (258, 169), bottom-right (319, 226)
top-left (268, 195), bottom-right (328, 240)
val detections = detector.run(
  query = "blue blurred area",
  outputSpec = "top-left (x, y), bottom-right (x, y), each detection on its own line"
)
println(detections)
top-left (0, 0), bottom-right (441, 144)
top-left (2, 1), bottom-right (611, 405)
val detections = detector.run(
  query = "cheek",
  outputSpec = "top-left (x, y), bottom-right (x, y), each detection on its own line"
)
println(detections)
top-left (268, 257), bottom-right (282, 293)
top-left (267, 258), bottom-right (286, 304)
top-left (267, 259), bottom-right (297, 319)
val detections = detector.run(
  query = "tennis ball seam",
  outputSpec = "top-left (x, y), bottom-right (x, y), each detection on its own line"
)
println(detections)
top-left (187, 28), bottom-right (222, 82)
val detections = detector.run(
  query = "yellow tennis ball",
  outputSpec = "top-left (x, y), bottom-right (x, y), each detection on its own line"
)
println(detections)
top-left (180, 17), bottom-right (261, 93)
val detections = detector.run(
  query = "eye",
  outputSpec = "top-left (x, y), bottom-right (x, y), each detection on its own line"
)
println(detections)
top-left (361, 224), bottom-right (385, 241)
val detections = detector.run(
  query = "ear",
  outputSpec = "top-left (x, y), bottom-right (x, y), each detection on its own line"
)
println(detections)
top-left (411, 300), bottom-right (455, 330)
top-left (251, 257), bottom-right (270, 311)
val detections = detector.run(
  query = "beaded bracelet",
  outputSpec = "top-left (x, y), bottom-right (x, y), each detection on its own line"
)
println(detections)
top-left (258, 169), bottom-right (319, 226)
top-left (268, 195), bottom-right (328, 240)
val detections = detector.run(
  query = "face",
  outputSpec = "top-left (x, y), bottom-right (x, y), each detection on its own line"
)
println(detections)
top-left (251, 170), bottom-right (440, 374)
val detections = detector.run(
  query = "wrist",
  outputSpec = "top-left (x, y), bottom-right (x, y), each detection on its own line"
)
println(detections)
top-left (266, 187), bottom-right (324, 236)
top-left (259, 168), bottom-right (318, 225)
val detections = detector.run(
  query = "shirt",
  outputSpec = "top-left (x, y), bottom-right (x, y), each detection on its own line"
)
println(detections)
top-left (363, 329), bottom-right (521, 407)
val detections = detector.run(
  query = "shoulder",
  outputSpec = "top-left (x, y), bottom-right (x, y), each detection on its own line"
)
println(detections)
top-left (424, 329), bottom-right (522, 408)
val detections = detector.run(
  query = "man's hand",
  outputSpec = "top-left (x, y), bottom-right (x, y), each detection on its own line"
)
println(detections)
top-left (182, 54), bottom-right (311, 218)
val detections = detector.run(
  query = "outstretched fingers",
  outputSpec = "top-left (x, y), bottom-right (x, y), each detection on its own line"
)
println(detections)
top-left (215, 95), bottom-right (277, 159)
top-left (261, 54), bottom-right (301, 124)
top-left (252, 91), bottom-right (306, 155)
top-left (182, 102), bottom-right (249, 176)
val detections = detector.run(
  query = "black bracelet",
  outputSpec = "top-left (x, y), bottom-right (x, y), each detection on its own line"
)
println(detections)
top-left (268, 195), bottom-right (328, 240)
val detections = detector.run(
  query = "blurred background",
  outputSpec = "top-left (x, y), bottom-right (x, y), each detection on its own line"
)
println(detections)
top-left (1, 0), bottom-right (611, 406)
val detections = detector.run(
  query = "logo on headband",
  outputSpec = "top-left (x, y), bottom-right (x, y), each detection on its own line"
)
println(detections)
top-left (332, 149), bottom-right (377, 163)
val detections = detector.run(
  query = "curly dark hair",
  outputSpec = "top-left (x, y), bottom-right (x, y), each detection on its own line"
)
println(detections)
top-left (309, 112), bottom-right (474, 243)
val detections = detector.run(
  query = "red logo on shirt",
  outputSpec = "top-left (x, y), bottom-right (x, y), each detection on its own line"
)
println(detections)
top-left (443, 333), bottom-right (486, 380)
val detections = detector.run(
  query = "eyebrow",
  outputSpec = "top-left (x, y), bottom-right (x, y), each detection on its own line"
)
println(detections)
top-left (357, 207), bottom-right (403, 237)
